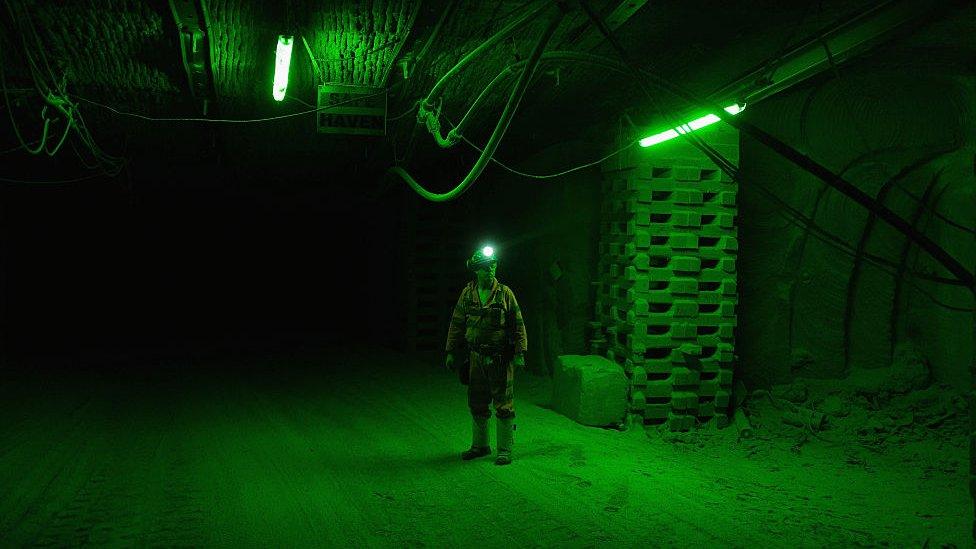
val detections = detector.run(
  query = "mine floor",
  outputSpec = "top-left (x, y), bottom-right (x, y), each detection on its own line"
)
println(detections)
top-left (0, 346), bottom-right (968, 547)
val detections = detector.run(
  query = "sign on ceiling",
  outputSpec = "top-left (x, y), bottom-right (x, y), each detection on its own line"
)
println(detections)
top-left (316, 83), bottom-right (387, 136)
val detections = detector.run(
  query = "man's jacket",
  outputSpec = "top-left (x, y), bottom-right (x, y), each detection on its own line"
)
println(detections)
top-left (445, 278), bottom-right (527, 356)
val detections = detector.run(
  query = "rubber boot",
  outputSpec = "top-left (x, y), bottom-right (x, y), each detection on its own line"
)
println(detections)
top-left (461, 416), bottom-right (491, 460)
top-left (494, 416), bottom-right (514, 465)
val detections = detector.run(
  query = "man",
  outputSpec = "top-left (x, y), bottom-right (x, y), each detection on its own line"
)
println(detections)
top-left (445, 245), bottom-right (527, 465)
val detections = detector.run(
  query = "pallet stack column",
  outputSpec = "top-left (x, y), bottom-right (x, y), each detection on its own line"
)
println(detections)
top-left (596, 131), bottom-right (739, 431)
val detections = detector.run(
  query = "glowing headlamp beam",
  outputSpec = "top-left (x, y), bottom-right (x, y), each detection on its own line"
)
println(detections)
top-left (638, 104), bottom-right (744, 148)
top-left (273, 35), bottom-right (294, 102)
top-left (482, 246), bottom-right (494, 258)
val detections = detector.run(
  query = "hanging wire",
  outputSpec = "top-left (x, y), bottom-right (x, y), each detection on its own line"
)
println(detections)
top-left (439, 110), bottom-right (635, 179)
top-left (380, 0), bottom-right (423, 86)
top-left (0, 140), bottom-right (40, 154)
top-left (389, 4), bottom-right (562, 202)
top-left (890, 181), bottom-right (976, 236)
top-left (1, 0), bottom-right (125, 176)
top-left (387, 100), bottom-right (421, 121)
top-left (72, 88), bottom-right (389, 124)
top-left (462, 135), bottom-right (634, 179)
top-left (0, 171), bottom-right (111, 184)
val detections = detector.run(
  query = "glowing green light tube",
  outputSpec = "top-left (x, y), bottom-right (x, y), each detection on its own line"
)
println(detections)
top-left (639, 104), bottom-right (743, 147)
top-left (273, 35), bottom-right (294, 102)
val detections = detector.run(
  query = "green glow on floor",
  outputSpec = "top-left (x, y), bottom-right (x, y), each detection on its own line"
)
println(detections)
top-left (0, 349), bottom-right (968, 546)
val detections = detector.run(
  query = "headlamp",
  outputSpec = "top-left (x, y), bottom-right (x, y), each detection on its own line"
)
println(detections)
top-left (467, 245), bottom-right (498, 271)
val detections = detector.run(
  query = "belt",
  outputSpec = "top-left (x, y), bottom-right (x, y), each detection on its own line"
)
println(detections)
top-left (471, 343), bottom-right (505, 356)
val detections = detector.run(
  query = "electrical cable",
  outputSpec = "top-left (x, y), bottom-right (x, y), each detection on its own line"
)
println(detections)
top-left (747, 172), bottom-right (968, 288)
top-left (0, 36), bottom-right (50, 155)
top-left (445, 69), bottom-right (514, 146)
top-left (695, 158), bottom-right (973, 309)
top-left (418, 0), bottom-right (550, 144)
top-left (649, 79), bottom-right (975, 288)
top-left (460, 133), bottom-right (635, 179)
top-left (432, 5), bottom-right (957, 283)
top-left (382, 1), bottom-right (455, 120)
top-left (19, 2), bottom-right (63, 93)
top-left (0, 171), bottom-right (110, 184)
top-left (558, 3), bottom-right (723, 176)
top-left (6, 2), bottom-right (58, 100)
top-left (67, 138), bottom-right (102, 170)
top-left (899, 179), bottom-right (975, 312)
top-left (0, 140), bottom-right (40, 154)
top-left (68, 105), bottom-right (124, 174)
top-left (0, 2), bottom-right (122, 182)
top-left (904, 280), bottom-right (975, 313)
top-left (415, 0), bottom-right (458, 64)
top-left (890, 182), bottom-right (976, 236)
top-left (577, 0), bottom-right (975, 291)
top-left (73, 87), bottom-right (389, 123)
top-left (380, 0), bottom-right (422, 86)
top-left (486, 0), bottom-right (540, 34)
top-left (392, 122), bottom-right (419, 165)
top-left (439, 107), bottom-right (634, 178)
top-left (390, 5), bottom-right (564, 201)
top-left (756, 3), bottom-right (815, 85)
top-left (42, 107), bottom-right (74, 156)
top-left (387, 100), bottom-right (420, 121)
top-left (285, 93), bottom-right (315, 109)
top-left (448, 51), bottom-right (630, 147)
top-left (477, 0), bottom-right (506, 39)
top-left (687, 151), bottom-right (964, 289)
top-left (1, 0), bottom-right (124, 177)
top-left (563, 4), bottom-right (966, 294)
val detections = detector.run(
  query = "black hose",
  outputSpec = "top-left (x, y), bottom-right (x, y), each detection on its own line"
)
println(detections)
top-left (390, 7), bottom-right (565, 201)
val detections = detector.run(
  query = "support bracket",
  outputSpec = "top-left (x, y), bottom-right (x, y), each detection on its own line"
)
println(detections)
top-left (169, 0), bottom-right (216, 115)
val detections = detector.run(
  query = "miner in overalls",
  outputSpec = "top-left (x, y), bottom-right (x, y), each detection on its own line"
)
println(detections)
top-left (445, 246), bottom-right (527, 465)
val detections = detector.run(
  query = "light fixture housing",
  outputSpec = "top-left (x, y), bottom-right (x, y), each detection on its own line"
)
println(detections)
top-left (639, 104), bottom-right (744, 148)
top-left (273, 35), bottom-right (294, 102)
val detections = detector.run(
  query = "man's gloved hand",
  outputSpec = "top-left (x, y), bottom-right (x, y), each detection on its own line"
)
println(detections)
top-left (513, 353), bottom-right (525, 369)
top-left (445, 352), bottom-right (456, 371)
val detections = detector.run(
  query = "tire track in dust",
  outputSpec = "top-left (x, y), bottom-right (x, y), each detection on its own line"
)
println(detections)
top-left (0, 397), bottom-right (100, 543)
top-left (25, 393), bottom-right (207, 546)
top-left (345, 357), bottom-right (619, 546)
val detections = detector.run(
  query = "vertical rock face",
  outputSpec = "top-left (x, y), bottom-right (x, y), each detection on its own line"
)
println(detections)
top-left (304, 0), bottom-right (419, 87)
top-left (31, 0), bottom-right (179, 100)
top-left (738, 73), bottom-right (974, 388)
top-left (551, 354), bottom-right (628, 426)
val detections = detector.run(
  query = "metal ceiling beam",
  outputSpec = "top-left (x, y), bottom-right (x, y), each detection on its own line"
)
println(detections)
top-left (709, 0), bottom-right (947, 106)
top-left (563, 0), bottom-right (649, 50)
top-left (168, 0), bottom-right (215, 115)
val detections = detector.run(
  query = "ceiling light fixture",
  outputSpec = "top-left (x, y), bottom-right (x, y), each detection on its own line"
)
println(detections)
top-left (273, 35), bottom-right (294, 102)
top-left (638, 104), bottom-right (744, 147)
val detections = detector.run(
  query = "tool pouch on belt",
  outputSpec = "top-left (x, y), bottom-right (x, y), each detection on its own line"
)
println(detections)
top-left (455, 342), bottom-right (470, 385)
top-left (458, 353), bottom-right (470, 385)
top-left (470, 343), bottom-right (513, 366)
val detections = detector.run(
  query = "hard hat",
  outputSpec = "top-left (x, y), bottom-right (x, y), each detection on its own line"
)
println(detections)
top-left (466, 245), bottom-right (497, 271)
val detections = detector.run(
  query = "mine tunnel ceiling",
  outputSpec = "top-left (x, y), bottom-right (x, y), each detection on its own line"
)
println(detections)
top-left (2, 0), bottom-right (973, 174)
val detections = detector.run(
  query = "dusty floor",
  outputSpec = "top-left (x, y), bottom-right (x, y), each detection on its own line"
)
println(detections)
top-left (0, 346), bottom-right (969, 547)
